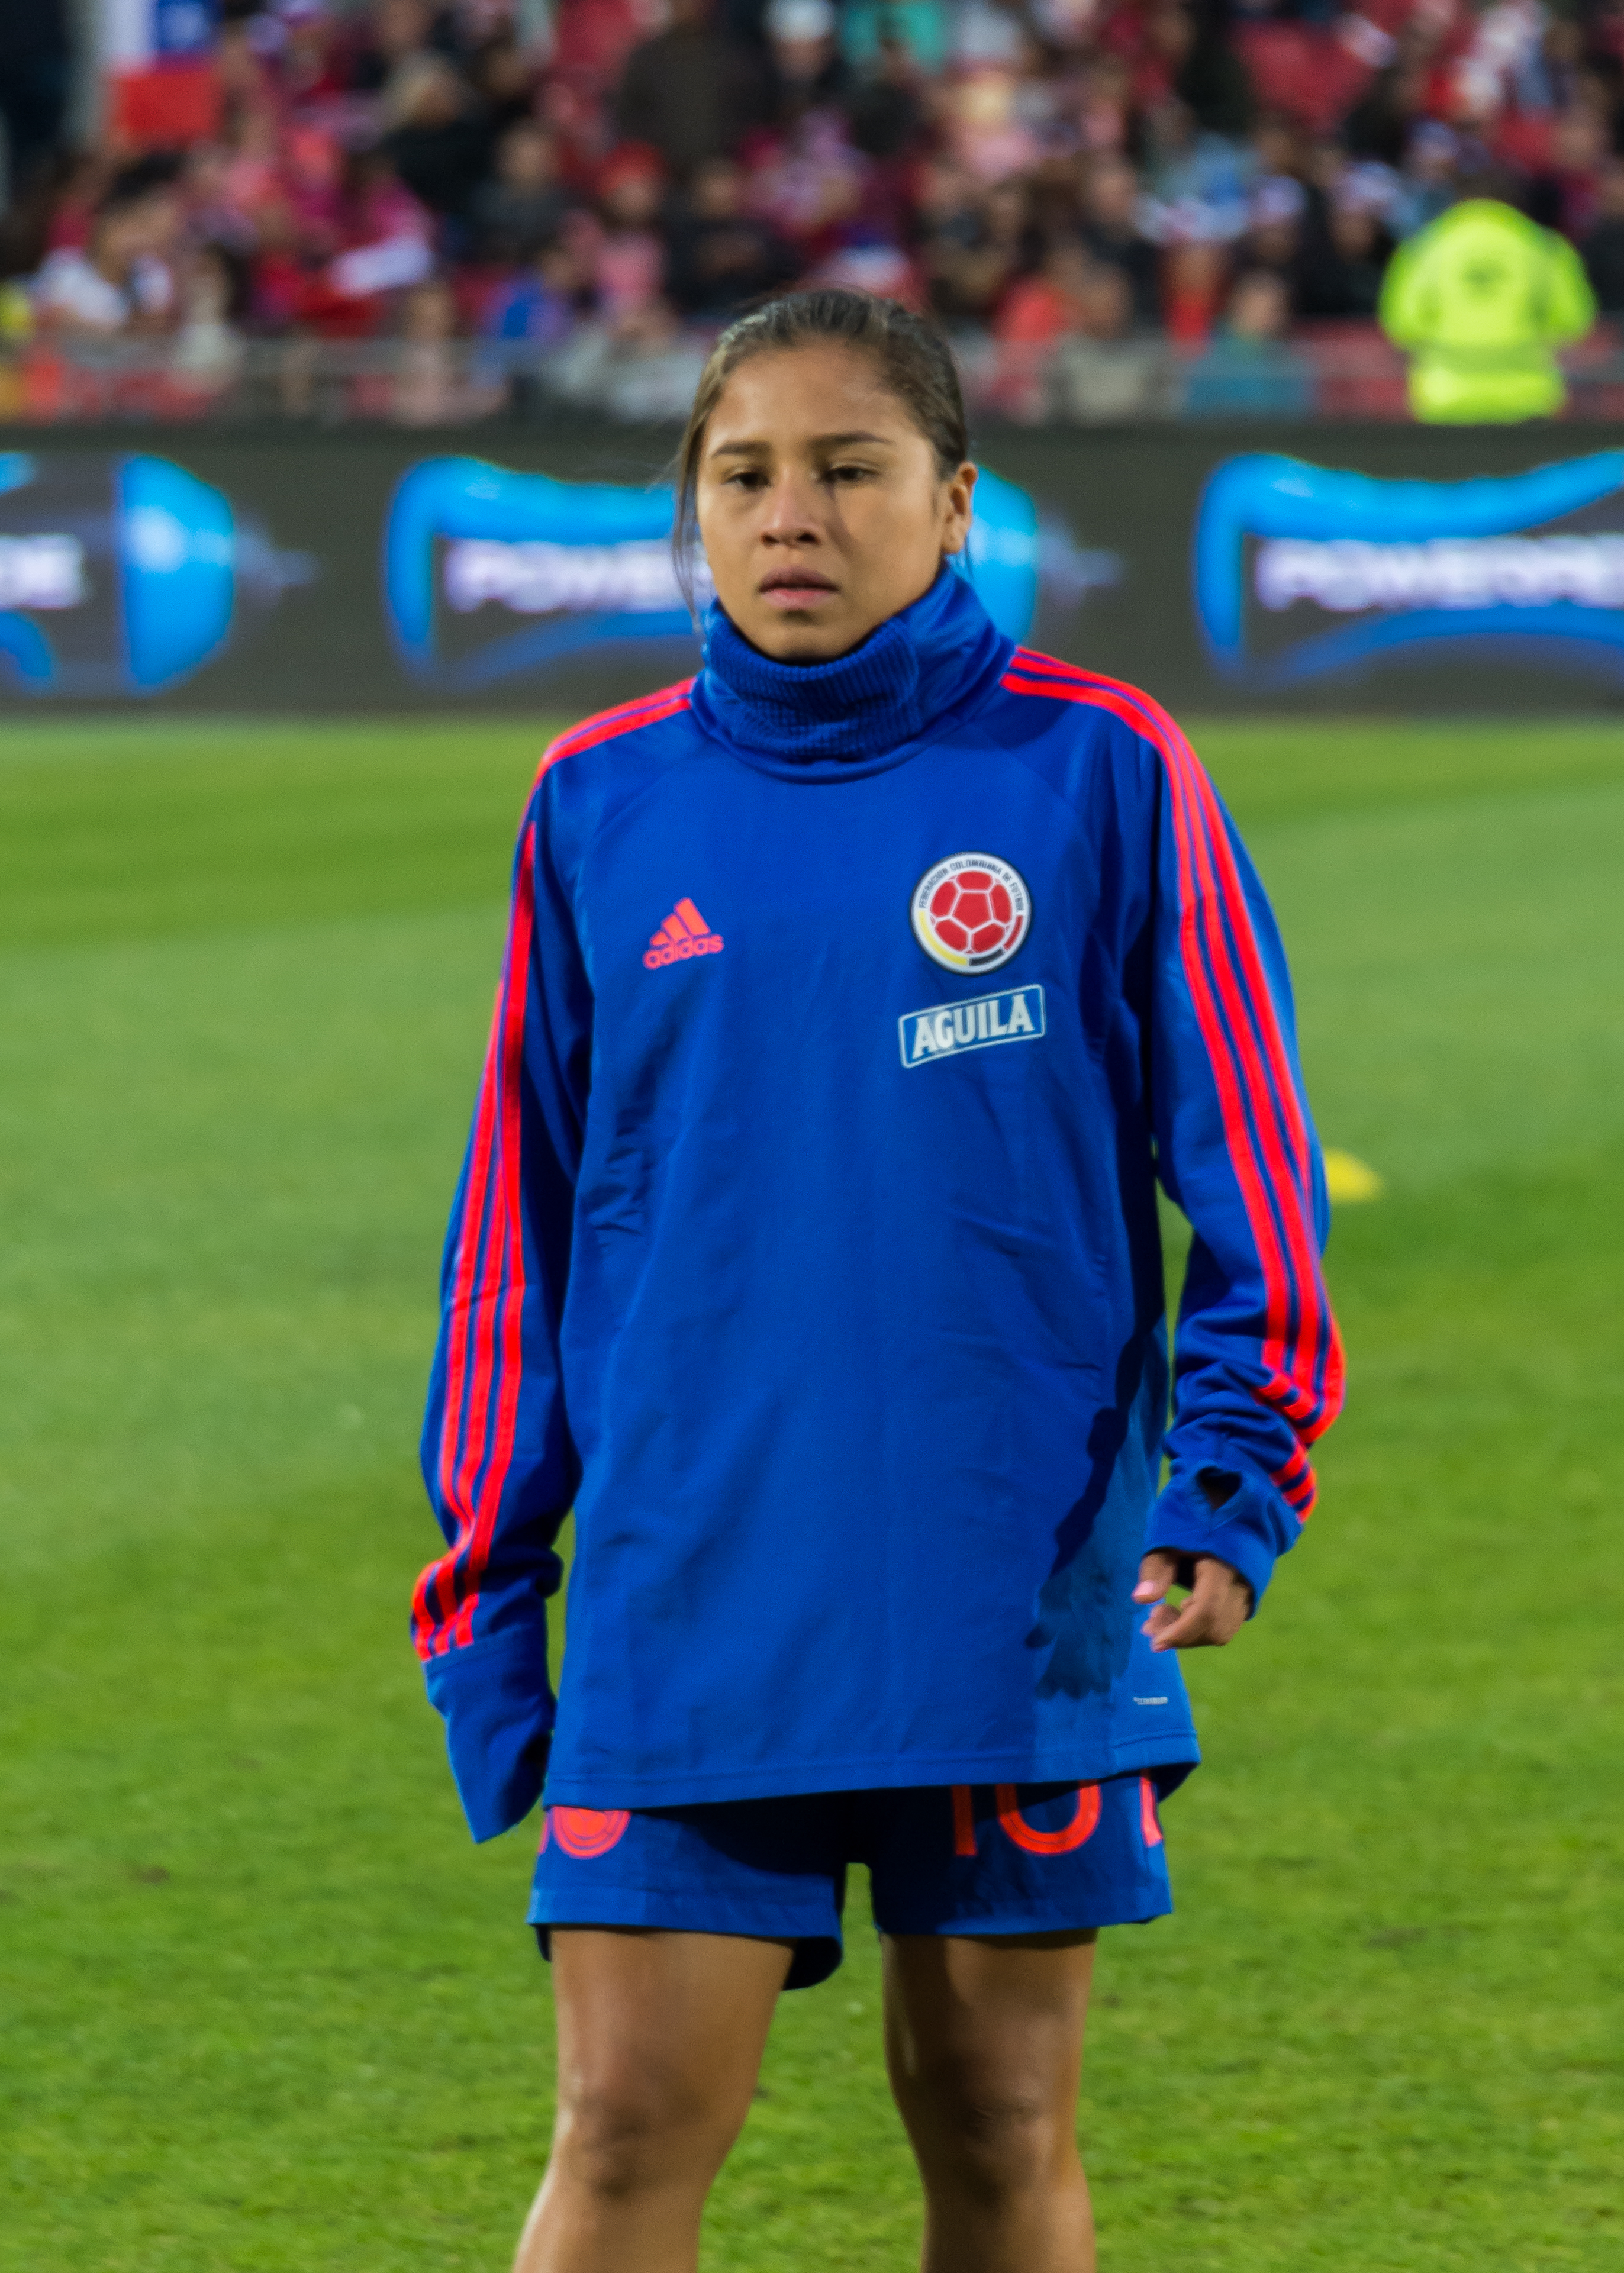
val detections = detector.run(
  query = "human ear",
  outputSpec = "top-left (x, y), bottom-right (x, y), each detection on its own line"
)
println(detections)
top-left (939, 460), bottom-right (978, 557)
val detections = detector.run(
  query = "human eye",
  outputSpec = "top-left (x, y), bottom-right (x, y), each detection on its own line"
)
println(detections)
top-left (826, 460), bottom-right (878, 485)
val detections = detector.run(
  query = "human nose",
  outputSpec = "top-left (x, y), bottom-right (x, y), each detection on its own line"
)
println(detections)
top-left (758, 468), bottom-right (823, 544)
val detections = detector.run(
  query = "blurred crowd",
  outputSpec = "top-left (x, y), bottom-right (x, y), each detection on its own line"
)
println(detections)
top-left (4, 0), bottom-right (1624, 422)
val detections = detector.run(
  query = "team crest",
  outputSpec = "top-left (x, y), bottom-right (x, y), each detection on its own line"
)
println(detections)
top-left (911, 853), bottom-right (1031, 973)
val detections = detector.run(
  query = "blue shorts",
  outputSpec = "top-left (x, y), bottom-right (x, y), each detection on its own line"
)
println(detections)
top-left (530, 1773), bottom-right (1175, 1988)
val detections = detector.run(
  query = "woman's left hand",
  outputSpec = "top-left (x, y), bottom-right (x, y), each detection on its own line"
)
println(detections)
top-left (1133, 1552), bottom-right (1252, 1650)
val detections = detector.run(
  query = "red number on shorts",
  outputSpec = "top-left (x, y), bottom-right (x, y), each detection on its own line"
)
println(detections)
top-left (994, 1783), bottom-right (1101, 1855)
top-left (545, 1806), bottom-right (631, 1859)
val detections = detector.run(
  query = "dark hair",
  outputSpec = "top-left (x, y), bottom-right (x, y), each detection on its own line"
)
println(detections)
top-left (672, 289), bottom-right (969, 608)
top-left (97, 152), bottom-right (183, 220)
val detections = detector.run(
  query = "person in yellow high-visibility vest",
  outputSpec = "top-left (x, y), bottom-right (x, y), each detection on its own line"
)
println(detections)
top-left (1380, 198), bottom-right (1595, 421)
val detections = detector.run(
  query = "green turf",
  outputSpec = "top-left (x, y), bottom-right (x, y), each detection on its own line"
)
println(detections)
top-left (1, 716), bottom-right (1620, 2271)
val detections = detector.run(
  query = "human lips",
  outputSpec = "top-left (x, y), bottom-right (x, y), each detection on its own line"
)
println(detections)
top-left (759, 568), bottom-right (839, 610)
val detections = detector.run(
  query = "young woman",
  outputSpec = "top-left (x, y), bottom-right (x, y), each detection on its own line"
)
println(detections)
top-left (413, 289), bottom-right (1342, 2273)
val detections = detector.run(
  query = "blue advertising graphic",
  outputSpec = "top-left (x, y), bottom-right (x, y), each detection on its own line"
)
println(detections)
top-left (384, 459), bottom-right (694, 689)
top-left (1195, 450), bottom-right (1624, 688)
top-left (0, 451), bottom-right (309, 697)
top-left (384, 456), bottom-right (1116, 690)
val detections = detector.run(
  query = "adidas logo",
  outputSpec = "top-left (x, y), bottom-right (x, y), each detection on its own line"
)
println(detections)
top-left (643, 897), bottom-right (724, 969)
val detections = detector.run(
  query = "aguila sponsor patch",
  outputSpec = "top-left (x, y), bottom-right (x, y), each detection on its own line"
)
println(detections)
top-left (900, 985), bottom-right (1046, 1067)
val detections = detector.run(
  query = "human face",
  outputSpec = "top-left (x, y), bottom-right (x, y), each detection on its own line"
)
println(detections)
top-left (695, 343), bottom-right (976, 662)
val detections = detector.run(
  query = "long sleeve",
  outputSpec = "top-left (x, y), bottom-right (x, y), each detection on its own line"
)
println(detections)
top-left (1140, 724), bottom-right (1344, 1606)
top-left (1543, 230), bottom-right (1596, 347)
top-left (1377, 228), bottom-right (1430, 349)
top-left (411, 784), bottom-right (591, 1838)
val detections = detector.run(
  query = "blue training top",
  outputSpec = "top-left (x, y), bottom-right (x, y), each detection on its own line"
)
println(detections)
top-left (413, 564), bottom-right (1343, 1838)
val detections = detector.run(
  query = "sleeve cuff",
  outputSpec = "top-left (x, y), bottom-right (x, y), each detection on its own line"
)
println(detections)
top-left (1145, 1461), bottom-right (1291, 1611)
top-left (422, 1626), bottom-right (555, 1843)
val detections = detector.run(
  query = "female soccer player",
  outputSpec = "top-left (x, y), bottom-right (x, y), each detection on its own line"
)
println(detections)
top-left (413, 289), bottom-right (1341, 2273)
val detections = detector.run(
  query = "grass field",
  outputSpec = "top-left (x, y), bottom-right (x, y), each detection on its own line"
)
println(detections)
top-left (1, 713), bottom-right (1620, 2272)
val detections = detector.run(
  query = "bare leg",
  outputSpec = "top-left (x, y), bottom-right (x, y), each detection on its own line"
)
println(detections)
top-left (884, 1930), bottom-right (1097, 2273)
top-left (514, 1927), bottom-right (792, 2273)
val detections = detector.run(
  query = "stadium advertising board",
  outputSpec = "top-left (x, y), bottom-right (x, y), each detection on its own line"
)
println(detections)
top-left (379, 454), bottom-right (1085, 686)
top-left (1196, 447), bottom-right (1624, 691)
top-left (1, 424), bottom-right (1620, 714)
top-left (0, 449), bottom-right (312, 695)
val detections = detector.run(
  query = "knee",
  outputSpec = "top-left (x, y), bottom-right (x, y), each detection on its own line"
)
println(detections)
top-left (553, 2071), bottom-right (732, 2203)
top-left (910, 2065), bottom-right (1074, 2202)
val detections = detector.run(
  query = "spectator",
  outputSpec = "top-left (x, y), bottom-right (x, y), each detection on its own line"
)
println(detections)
top-left (1078, 153), bottom-right (1161, 325)
top-left (1051, 258), bottom-right (1178, 421)
top-left (1390, 121), bottom-right (1459, 238)
top-left (842, 0), bottom-right (950, 80)
top-left (1161, 232), bottom-right (1229, 347)
top-left (765, 0), bottom-right (852, 128)
top-left (845, 30), bottom-right (930, 160)
top-left (1183, 266), bottom-right (1314, 416)
top-left (991, 236), bottom-right (1094, 415)
top-left (940, 65), bottom-right (1041, 183)
top-left (1526, 103), bottom-right (1610, 241)
top-left (1381, 194), bottom-right (1594, 420)
top-left (35, 147), bottom-right (110, 258)
top-left (473, 121), bottom-right (576, 260)
top-left (283, 122), bottom-right (347, 241)
top-left (1297, 165), bottom-right (1392, 319)
top-left (1246, 111), bottom-right (1308, 193)
top-left (184, 140), bottom-right (266, 259)
top-left (946, 0), bottom-right (1030, 73)
top-left (592, 144), bottom-right (668, 320)
top-left (1153, 1), bottom-right (1255, 140)
top-left (266, 150), bottom-right (434, 340)
top-left (1580, 157), bottom-right (1624, 312)
top-left (347, 0), bottom-right (452, 94)
top-left (481, 235), bottom-right (585, 359)
top-left (1140, 95), bottom-right (1251, 241)
top-left (222, 107), bottom-right (291, 230)
top-left (1344, 61), bottom-right (1431, 168)
top-left (547, 294), bottom-right (710, 417)
top-left (666, 157), bottom-right (797, 316)
top-left (391, 274), bottom-right (477, 423)
top-left (812, 232), bottom-right (917, 297)
top-left (169, 244), bottom-right (248, 401)
top-left (1239, 174), bottom-right (1308, 307)
top-left (996, 234), bottom-right (1091, 340)
top-left (275, 1), bottom-right (351, 119)
top-left (550, 0), bottom-right (656, 107)
top-left (14, 0), bottom-right (1623, 428)
top-left (30, 165), bottom-right (185, 338)
top-left (381, 56), bottom-right (495, 227)
top-left (614, 0), bottom-right (766, 178)
top-left (920, 172), bottom-right (1038, 326)
top-left (467, 28), bottom-right (544, 139)
top-left (746, 109), bottom-right (870, 263)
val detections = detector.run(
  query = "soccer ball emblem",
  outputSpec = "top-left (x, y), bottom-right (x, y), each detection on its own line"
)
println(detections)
top-left (911, 852), bottom-right (1031, 973)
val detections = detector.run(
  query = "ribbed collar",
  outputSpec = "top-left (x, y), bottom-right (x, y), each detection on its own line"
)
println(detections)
top-left (694, 563), bottom-right (1011, 768)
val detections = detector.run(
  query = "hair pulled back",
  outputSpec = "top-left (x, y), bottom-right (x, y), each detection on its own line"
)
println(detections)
top-left (672, 289), bottom-right (969, 608)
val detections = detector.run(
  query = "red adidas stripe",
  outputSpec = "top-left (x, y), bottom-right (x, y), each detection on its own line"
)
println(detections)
top-left (1007, 650), bottom-right (1338, 1418)
top-left (1000, 655), bottom-right (1342, 1488)
top-left (416, 680), bottom-right (698, 1658)
top-left (413, 821), bottom-right (536, 1658)
top-left (1012, 649), bottom-right (1327, 1336)
top-left (1001, 665), bottom-right (1305, 1391)
top-left (413, 947), bottom-right (510, 1650)
top-left (450, 847), bottom-right (534, 1649)
top-left (1011, 653), bottom-right (1342, 1431)
top-left (535, 679), bottom-right (694, 783)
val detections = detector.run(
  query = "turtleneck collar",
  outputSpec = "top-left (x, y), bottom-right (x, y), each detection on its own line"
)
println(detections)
top-left (692, 563), bottom-right (1013, 772)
